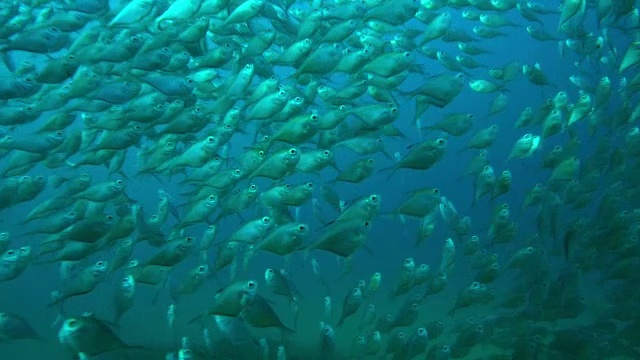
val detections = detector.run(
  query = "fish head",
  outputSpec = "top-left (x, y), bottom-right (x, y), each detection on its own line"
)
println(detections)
top-left (92, 260), bottom-right (108, 276)
top-left (264, 268), bottom-right (275, 283)
top-left (17, 246), bottom-right (31, 261)
top-left (1, 249), bottom-right (19, 267)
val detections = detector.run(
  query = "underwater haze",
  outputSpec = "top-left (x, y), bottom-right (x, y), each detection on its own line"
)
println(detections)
top-left (1, 0), bottom-right (639, 359)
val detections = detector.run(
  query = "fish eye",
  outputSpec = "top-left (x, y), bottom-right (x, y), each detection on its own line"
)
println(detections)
top-left (68, 320), bottom-right (77, 327)
top-left (250, 184), bottom-right (257, 190)
top-left (285, 184), bottom-right (291, 189)
top-left (116, 180), bottom-right (123, 185)
top-left (289, 148), bottom-right (297, 154)
top-left (367, 159), bottom-right (374, 164)
top-left (106, 215), bottom-right (114, 220)
top-left (234, 169), bottom-right (241, 175)
top-left (306, 182), bottom-right (313, 187)
top-left (187, 79), bottom-right (193, 84)
top-left (370, 195), bottom-right (377, 201)
top-left (266, 269), bottom-right (273, 274)
top-left (396, 332), bottom-right (405, 339)
top-left (437, 138), bottom-right (445, 145)
top-left (24, 77), bottom-right (32, 82)
top-left (262, 217), bottom-right (270, 223)
top-left (303, 39), bottom-right (310, 44)
top-left (247, 281), bottom-right (255, 288)
top-left (258, 151), bottom-right (264, 156)
top-left (207, 136), bottom-right (215, 142)
top-left (323, 150), bottom-right (330, 155)
top-left (121, 277), bottom-right (129, 283)
top-left (352, 288), bottom-right (359, 294)
top-left (363, 221), bottom-right (370, 227)
top-left (298, 225), bottom-right (306, 231)
top-left (208, 195), bottom-right (216, 200)
top-left (411, 303), bottom-right (419, 309)
top-left (391, 107), bottom-right (398, 113)
top-left (199, 266), bottom-right (205, 271)
top-left (185, 237), bottom-right (193, 242)
top-left (6, 250), bottom-right (14, 256)
top-left (213, 156), bottom-right (220, 161)
top-left (96, 261), bottom-right (104, 266)
top-left (404, 258), bottom-right (412, 264)
top-left (162, 47), bottom-right (170, 52)
top-left (502, 171), bottom-right (509, 175)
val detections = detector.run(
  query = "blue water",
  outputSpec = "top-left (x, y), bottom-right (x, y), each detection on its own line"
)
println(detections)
top-left (1, 0), bottom-right (638, 359)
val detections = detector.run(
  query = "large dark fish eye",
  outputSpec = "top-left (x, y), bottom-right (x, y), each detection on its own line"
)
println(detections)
top-left (404, 258), bottom-right (412, 264)
top-left (370, 195), bottom-right (377, 201)
top-left (285, 184), bottom-right (291, 189)
top-left (323, 150), bottom-right (330, 155)
top-left (289, 148), bottom-right (297, 154)
top-left (234, 169), bottom-right (241, 175)
top-left (306, 182), bottom-right (313, 188)
top-left (106, 215), bottom-right (114, 220)
top-left (207, 136), bottom-right (215, 142)
top-left (199, 266), bottom-right (205, 272)
top-left (68, 319), bottom-right (78, 327)
top-left (250, 184), bottom-right (256, 190)
top-left (96, 261), bottom-right (104, 266)
top-left (298, 225), bottom-right (306, 231)
top-left (116, 180), bottom-right (124, 185)
top-left (258, 151), bottom-right (264, 156)
top-left (437, 138), bottom-right (445, 145)
top-left (247, 281), bottom-right (255, 288)
top-left (266, 269), bottom-right (273, 274)
top-left (121, 277), bottom-right (129, 284)
top-left (208, 195), bottom-right (215, 200)
top-left (364, 221), bottom-right (370, 227)
top-left (262, 217), bottom-right (270, 223)
top-left (6, 250), bottom-right (15, 256)
top-left (185, 237), bottom-right (193, 242)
